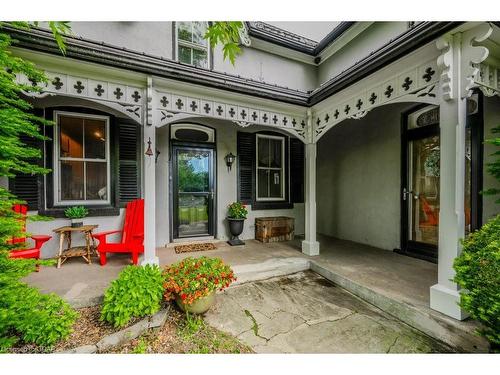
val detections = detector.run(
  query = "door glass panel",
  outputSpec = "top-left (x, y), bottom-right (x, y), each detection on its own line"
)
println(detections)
top-left (176, 149), bottom-right (211, 238)
top-left (408, 135), bottom-right (440, 246)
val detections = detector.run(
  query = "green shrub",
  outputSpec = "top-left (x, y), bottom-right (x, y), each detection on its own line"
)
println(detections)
top-left (101, 265), bottom-right (165, 328)
top-left (0, 253), bottom-right (78, 352)
top-left (454, 215), bottom-right (500, 349)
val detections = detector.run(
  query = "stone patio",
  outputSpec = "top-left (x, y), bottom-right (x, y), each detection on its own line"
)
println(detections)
top-left (204, 271), bottom-right (454, 353)
top-left (24, 234), bottom-right (488, 352)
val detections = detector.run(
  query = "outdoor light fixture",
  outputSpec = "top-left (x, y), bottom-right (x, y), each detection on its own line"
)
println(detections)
top-left (225, 152), bottom-right (236, 171)
top-left (145, 137), bottom-right (153, 157)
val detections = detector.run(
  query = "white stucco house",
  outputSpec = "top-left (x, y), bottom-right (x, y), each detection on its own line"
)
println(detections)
top-left (3, 21), bottom-right (500, 322)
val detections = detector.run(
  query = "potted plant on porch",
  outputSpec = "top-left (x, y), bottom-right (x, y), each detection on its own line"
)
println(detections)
top-left (163, 257), bottom-right (236, 314)
top-left (226, 201), bottom-right (248, 246)
top-left (64, 206), bottom-right (89, 228)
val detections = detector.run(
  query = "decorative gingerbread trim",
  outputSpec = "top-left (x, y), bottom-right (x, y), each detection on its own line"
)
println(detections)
top-left (460, 23), bottom-right (493, 98)
top-left (436, 35), bottom-right (453, 100)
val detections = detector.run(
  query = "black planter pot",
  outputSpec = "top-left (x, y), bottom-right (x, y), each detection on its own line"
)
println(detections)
top-left (227, 217), bottom-right (245, 246)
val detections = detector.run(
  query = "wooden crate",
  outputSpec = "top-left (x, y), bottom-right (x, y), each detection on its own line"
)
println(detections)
top-left (255, 216), bottom-right (294, 243)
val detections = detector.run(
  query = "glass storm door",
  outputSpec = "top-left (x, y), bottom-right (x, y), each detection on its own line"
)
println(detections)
top-left (401, 106), bottom-right (440, 262)
top-left (172, 146), bottom-right (215, 239)
top-left (407, 135), bottom-right (440, 245)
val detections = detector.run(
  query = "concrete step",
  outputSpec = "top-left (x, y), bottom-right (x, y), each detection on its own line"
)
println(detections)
top-left (310, 261), bottom-right (489, 353)
top-left (232, 257), bottom-right (310, 285)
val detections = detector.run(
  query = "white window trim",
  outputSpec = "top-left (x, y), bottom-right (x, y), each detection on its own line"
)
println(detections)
top-left (175, 21), bottom-right (210, 69)
top-left (53, 111), bottom-right (111, 206)
top-left (255, 134), bottom-right (286, 202)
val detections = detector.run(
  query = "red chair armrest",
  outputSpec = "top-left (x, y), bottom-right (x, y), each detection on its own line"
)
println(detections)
top-left (30, 235), bottom-right (51, 250)
top-left (92, 230), bottom-right (122, 246)
top-left (92, 230), bottom-right (122, 239)
top-left (132, 232), bottom-right (143, 238)
top-left (30, 235), bottom-right (51, 241)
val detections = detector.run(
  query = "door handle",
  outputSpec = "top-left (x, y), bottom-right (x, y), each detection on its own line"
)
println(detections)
top-left (403, 188), bottom-right (419, 200)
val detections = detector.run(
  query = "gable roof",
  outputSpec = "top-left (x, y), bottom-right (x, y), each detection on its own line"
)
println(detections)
top-left (246, 21), bottom-right (356, 56)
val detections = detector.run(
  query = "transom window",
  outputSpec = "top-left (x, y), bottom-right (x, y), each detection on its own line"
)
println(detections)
top-left (176, 21), bottom-right (209, 68)
top-left (53, 111), bottom-right (110, 206)
top-left (256, 134), bottom-right (286, 201)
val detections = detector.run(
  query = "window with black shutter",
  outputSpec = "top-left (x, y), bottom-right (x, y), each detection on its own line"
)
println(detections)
top-left (118, 121), bottom-right (141, 207)
top-left (8, 109), bottom-right (44, 211)
top-left (15, 107), bottom-right (143, 217)
top-left (237, 131), bottom-right (304, 210)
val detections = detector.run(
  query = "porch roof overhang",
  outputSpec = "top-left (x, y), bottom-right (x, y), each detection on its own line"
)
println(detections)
top-left (5, 22), bottom-right (463, 108)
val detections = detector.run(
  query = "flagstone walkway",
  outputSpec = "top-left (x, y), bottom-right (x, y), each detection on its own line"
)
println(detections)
top-left (204, 271), bottom-right (454, 353)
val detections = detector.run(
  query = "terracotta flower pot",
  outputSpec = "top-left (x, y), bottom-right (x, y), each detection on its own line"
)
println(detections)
top-left (175, 290), bottom-right (216, 314)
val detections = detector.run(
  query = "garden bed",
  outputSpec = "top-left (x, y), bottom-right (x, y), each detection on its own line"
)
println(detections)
top-left (107, 307), bottom-right (253, 354)
top-left (9, 303), bottom-right (251, 354)
top-left (9, 305), bottom-right (140, 353)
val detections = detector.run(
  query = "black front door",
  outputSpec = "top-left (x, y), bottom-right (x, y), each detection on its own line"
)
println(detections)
top-left (172, 145), bottom-right (215, 239)
top-left (401, 105), bottom-right (440, 262)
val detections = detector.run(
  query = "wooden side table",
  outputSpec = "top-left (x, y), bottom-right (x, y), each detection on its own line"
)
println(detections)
top-left (53, 225), bottom-right (98, 268)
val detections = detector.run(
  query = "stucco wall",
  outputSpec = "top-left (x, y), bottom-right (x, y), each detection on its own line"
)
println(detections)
top-left (317, 22), bottom-right (409, 86)
top-left (316, 103), bottom-right (413, 251)
top-left (483, 95), bottom-right (500, 222)
top-left (213, 44), bottom-right (317, 92)
top-left (155, 117), bottom-right (305, 247)
top-left (65, 22), bottom-right (316, 92)
top-left (70, 22), bottom-right (174, 60)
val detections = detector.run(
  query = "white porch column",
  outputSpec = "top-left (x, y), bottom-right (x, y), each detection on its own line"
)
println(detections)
top-left (430, 27), bottom-right (491, 319)
top-left (142, 77), bottom-right (159, 265)
top-left (302, 109), bottom-right (320, 256)
top-left (430, 40), bottom-right (467, 318)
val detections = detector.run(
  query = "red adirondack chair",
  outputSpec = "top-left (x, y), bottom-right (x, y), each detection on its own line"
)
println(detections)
top-left (9, 204), bottom-right (51, 267)
top-left (92, 198), bottom-right (144, 266)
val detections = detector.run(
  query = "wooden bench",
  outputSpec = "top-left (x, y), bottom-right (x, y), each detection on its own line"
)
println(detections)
top-left (255, 216), bottom-right (294, 243)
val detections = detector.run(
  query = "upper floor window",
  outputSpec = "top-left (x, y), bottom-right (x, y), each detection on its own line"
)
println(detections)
top-left (176, 22), bottom-right (209, 68)
top-left (53, 111), bottom-right (110, 206)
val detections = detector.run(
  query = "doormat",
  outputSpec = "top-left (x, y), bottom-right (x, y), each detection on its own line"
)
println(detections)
top-left (174, 243), bottom-right (217, 254)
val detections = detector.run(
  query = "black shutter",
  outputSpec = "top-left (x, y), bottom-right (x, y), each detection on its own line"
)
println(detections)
top-left (237, 132), bottom-right (255, 204)
top-left (9, 109), bottom-right (44, 210)
top-left (118, 121), bottom-right (141, 206)
top-left (290, 138), bottom-right (305, 203)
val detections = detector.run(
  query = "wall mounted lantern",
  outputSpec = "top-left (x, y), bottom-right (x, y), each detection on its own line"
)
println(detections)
top-left (145, 137), bottom-right (153, 157)
top-left (225, 152), bottom-right (236, 172)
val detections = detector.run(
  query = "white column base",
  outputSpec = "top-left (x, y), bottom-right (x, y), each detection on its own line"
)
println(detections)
top-left (301, 240), bottom-right (320, 256)
top-left (141, 254), bottom-right (159, 266)
top-left (430, 284), bottom-right (468, 320)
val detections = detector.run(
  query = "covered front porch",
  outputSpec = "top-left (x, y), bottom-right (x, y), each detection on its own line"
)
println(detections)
top-left (24, 235), bottom-right (487, 352)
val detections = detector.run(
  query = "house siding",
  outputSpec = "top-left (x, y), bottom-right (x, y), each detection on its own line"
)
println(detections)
top-left (317, 22), bottom-right (409, 86)
top-left (316, 103), bottom-right (413, 251)
top-left (155, 118), bottom-right (305, 247)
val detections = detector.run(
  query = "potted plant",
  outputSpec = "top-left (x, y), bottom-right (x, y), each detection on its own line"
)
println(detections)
top-left (226, 201), bottom-right (248, 246)
top-left (163, 257), bottom-right (236, 314)
top-left (64, 206), bottom-right (89, 228)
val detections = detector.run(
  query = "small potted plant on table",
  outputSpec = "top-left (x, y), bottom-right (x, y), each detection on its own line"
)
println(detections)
top-left (163, 257), bottom-right (236, 314)
top-left (64, 206), bottom-right (89, 228)
top-left (226, 201), bottom-right (248, 246)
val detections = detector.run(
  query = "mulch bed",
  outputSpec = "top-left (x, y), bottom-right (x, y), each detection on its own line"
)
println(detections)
top-left (108, 307), bottom-right (253, 354)
top-left (174, 243), bottom-right (217, 254)
top-left (10, 303), bottom-right (251, 354)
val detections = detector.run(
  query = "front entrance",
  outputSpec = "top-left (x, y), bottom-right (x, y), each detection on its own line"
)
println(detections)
top-left (172, 145), bottom-right (215, 239)
top-left (401, 105), bottom-right (440, 262)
